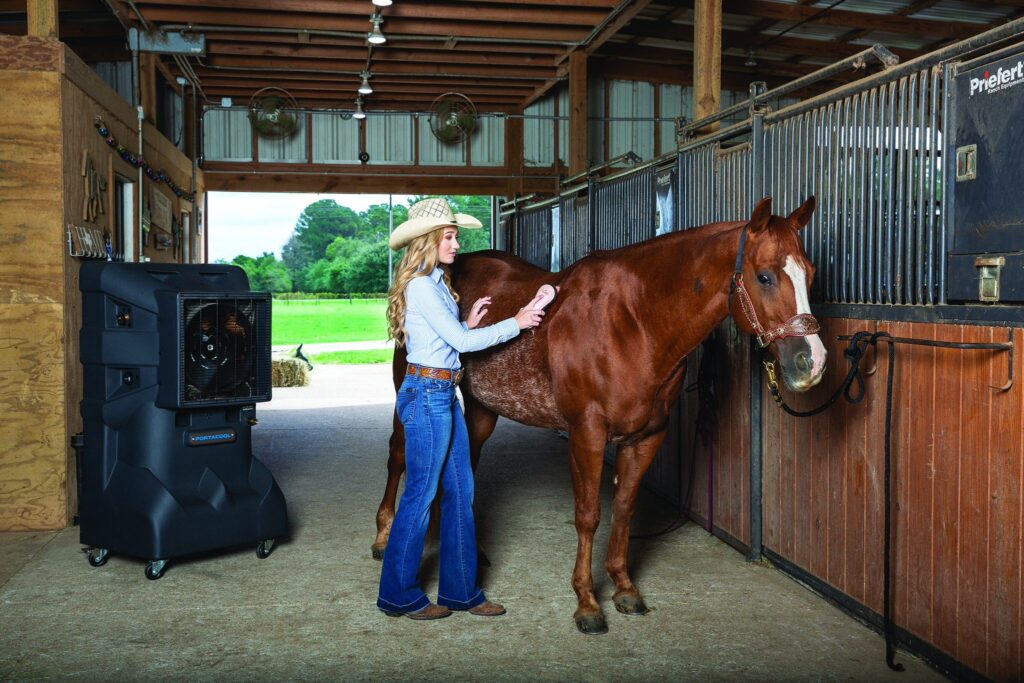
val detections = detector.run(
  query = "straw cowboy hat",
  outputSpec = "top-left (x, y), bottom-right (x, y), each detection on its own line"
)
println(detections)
top-left (388, 197), bottom-right (482, 250)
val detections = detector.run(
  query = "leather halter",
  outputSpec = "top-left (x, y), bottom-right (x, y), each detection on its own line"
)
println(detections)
top-left (728, 224), bottom-right (821, 349)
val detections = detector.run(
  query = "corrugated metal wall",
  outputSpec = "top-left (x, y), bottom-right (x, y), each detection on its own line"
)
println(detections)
top-left (365, 113), bottom-right (414, 165)
top-left (516, 204), bottom-right (554, 269)
top-left (202, 108), bottom-right (252, 162)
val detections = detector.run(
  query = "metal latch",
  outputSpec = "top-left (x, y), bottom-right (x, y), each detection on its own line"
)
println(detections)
top-left (976, 256), bottom-right (1004, 302)
top-left (956, 144), bottom-right (977, 181)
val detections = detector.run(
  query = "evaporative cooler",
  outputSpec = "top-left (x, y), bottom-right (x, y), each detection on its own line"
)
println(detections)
top-left (77, 262), bottom-right (288, 580)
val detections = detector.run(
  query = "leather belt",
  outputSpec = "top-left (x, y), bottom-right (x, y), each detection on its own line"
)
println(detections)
top-left (407, 364), bottom-right (463, 385)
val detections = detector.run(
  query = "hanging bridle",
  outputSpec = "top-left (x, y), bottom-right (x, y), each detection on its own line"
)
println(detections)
top-left (728, 224), bottom-right (821, 349)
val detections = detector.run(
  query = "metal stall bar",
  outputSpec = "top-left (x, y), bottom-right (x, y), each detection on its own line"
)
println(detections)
top-left (749, 108), bottom-right (766, 562)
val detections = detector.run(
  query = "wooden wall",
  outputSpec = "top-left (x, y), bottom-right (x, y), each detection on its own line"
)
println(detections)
top-left (0, 34), bottom-right (204, 531)
top-left (0, 37), bottom-right (66, 530)
top-left (762, 319), bottom-right (1023, 680)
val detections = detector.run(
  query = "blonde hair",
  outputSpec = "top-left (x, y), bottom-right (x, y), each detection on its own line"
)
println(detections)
top-left (387, 227), bottom-right (461, 346)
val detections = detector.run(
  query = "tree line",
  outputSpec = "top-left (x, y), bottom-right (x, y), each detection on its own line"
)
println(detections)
top-left (222, 195), bottom-right (492, 294)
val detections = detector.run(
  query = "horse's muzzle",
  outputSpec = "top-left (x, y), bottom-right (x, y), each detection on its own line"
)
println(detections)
top-left (775, 335), bottom-right (828, 392)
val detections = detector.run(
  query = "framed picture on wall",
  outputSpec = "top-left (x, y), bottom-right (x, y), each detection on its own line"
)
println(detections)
top-left (151, 187), bottom-right (172, 229)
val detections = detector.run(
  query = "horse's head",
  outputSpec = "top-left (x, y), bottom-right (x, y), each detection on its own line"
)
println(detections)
top-left (729, 196), bottom-right (827, 392)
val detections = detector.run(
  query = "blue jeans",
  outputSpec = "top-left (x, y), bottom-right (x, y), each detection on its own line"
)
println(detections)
top-left (376, 373), bottom-right (487, 614)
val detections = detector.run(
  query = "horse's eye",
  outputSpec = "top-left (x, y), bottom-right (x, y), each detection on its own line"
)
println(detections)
top-left (757, 273), bottom-right (773, 286)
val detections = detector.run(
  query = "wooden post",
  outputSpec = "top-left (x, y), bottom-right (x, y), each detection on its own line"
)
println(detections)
top-left (505, 111), bottom-right (524, 196)
top-left (26, 0), bottom-right (58, 38)
top-left (568, 51), bottom-right (588, 177)
top-left (140, 52), bottom-right (157, 126)
top-left (693, 0), bottom-right (722, 133)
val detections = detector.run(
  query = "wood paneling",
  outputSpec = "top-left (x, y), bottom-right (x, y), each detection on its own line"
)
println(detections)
top-left (0, 304), bottom-right (67, 530)
top-left (759, 318), bottom-right (1024, 680)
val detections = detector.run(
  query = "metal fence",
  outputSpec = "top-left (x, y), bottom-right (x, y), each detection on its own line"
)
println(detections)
top-left (502, 19), bottom-right (1024, 312)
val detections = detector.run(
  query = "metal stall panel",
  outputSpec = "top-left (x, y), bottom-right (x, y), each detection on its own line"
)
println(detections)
top-left (559, 195), bottom-right (589, 269)
top-left (514, 204), bottom-right (553, 269)
top-left (765, 69), bottom-right (946, 306)
top-left (590, 167), bottom-right (657, 251)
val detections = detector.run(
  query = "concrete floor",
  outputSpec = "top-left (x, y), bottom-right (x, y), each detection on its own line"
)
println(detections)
top-left (0, 366), bottom-right (945, 682)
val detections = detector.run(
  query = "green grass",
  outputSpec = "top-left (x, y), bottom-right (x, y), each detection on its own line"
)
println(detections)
top-left (311, 349), bottom-right (394, 365)
top-left (272, 299), bottom-right (388, 345)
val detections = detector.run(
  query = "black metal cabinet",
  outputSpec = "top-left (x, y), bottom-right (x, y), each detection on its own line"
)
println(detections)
top-left (947, 48), bottom-right (1024, 303)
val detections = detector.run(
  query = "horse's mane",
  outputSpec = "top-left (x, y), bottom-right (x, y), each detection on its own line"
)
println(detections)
top-left (570, 219), bottom-right (745, 267)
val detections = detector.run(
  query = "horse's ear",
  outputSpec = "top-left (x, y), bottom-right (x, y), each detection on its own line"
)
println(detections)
top-left (787, 196), bottom-right (816, 231)
top-left (749, 197), bottom-right (772, 233)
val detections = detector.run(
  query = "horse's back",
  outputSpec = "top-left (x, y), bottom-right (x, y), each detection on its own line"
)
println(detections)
top-left (452, 252), bottom-right (568, 430)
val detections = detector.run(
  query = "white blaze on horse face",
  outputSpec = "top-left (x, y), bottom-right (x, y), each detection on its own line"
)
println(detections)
top-left (783, 256), bottom-right (827, 377)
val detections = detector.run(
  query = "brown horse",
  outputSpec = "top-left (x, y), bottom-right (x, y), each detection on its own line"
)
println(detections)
top-left (373, 196), bottom-right (826, 634)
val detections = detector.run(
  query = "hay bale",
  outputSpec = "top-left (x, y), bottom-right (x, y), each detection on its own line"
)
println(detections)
top-left (272, 357), bottom-right (311, 387)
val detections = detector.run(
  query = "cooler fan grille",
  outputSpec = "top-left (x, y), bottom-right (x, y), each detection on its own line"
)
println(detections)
top-left (179, 295), bottom-right (271, 406)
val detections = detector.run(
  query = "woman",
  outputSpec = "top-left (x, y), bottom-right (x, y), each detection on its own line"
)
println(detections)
top-left (377, 198), bottom-right (544, 621)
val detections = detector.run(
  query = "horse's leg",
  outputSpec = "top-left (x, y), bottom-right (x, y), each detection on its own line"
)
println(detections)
top-left (372, 347), bottom-right (409, 560)
top-left (462, 391), bottom-right (497, 472)
top-left (605, 431), bottom-right (668, 615)
top-left (462, 392), bottom-right (498, 565)
top-left (372, 411), bottom-right (405, 560)
top-left (567, 422), bottom-right (609, 635)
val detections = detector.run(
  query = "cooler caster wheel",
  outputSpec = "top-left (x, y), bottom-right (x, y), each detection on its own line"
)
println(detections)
top-left (145, 559), bottom-right (168, 580)
top-left (87, 548), bottom-right (109, 567)
top-left (256, 539), bottom-right (276, 559)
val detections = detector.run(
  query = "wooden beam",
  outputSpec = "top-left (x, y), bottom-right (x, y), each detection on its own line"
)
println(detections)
top-left (568, 51), bottom-right (587, 176)
top-left (693, 0), bottom-right (721, 131)
top-left (134, 0), bottom-right (610, 26)
top-left (26, 0), bottom-right (58, 37)
top-left (206, 41), bottom-right (559, 68)
top-left (140, 51), bottom-right (157, 125)
top-left (202, 54), bottom-right (553, 80)
top-left (135, 8), bottom-right (591, 42)
top-left (202, 168), bottom-right (555, 196)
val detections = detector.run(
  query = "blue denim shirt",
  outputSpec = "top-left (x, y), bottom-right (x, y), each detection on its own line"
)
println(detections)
top-left (404, 267), bottom-right (520, 370)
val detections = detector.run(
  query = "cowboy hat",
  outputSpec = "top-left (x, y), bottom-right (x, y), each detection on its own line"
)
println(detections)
top-left (388, 197), bottom-right (482, 250)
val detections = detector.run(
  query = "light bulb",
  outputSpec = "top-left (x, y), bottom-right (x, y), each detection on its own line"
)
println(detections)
top-left (358, 73), bottom-right (373, 95)
top-left (368, 16), bottom-right (386, 45)
top-left (353, 98), bottom-right (366, 120)
top-left (372, 0), bottom-right (393, 6)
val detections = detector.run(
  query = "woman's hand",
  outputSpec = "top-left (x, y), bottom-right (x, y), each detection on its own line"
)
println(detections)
top-left (466, 297), bottom-right (491, 329)
top-left (515, 306), bottom-right (545, 330)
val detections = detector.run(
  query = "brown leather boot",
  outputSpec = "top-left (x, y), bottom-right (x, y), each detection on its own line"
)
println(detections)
top-left (468, 601), bottom-right (506, 616)
top-left (384, 603), bottom-right (452, 620)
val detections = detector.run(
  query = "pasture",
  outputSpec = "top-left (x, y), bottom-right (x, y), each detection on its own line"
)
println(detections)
top-left (272, 299), bottom-right (388, 346)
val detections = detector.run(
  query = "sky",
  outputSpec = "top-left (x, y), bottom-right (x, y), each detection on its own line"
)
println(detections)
top-left (207, 192), bottom-right (414, 263)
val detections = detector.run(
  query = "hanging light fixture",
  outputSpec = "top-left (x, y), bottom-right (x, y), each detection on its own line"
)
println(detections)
top-left (353, 97), bottom-right (366, 120)
top-left (367, 15), bottom-right (386, 45)
top-left (358, 71), bottom-right (373, 95)
top-left (372, 0), bottom-right (393, 6)
top-left (744, 49), bottom-right (758, 67)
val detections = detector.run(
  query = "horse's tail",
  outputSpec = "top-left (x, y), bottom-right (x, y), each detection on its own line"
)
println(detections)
top-left (391, 343), bottom-right (408, 392)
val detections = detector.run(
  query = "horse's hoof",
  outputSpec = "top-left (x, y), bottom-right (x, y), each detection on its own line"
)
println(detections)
top-left (371, 543), bottom-right (386, 561)
top-left (573, 610), bottom-right (608, 635)
top-left (613, 592), bottom-right (650, 616)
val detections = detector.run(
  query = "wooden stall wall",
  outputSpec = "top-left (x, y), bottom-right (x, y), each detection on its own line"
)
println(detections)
top-left (764, 317), bottom-right (1023, 681)
top-left (0, 34), bottom-right (203, 531)
top-left (671, 319), bottom-right (752, 549)
top-left (0, 36), bottom-right (67, 530)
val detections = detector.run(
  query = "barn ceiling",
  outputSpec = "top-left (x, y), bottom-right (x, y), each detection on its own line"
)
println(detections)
top-left (2, 0), bottom-right (1022, 113)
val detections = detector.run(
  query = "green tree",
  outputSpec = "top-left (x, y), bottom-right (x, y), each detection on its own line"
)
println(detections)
top-left (281, 199), bottom-right (361, 277)
top-left (231, 252), bottom-right (292, 293)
